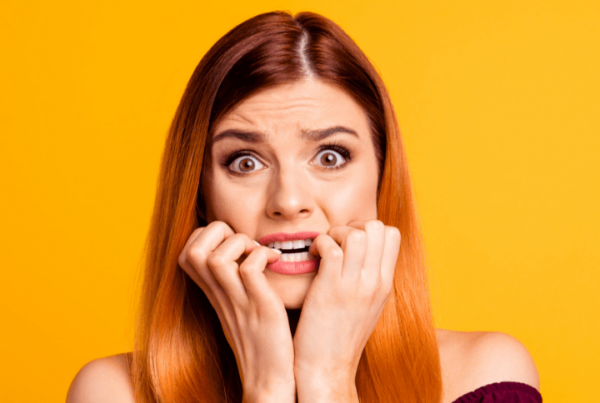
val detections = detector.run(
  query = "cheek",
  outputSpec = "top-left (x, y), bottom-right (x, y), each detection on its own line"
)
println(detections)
top-left (204, 175), bottom-right (265, 233)
top-left (318, 173), bottom-right (378, 224)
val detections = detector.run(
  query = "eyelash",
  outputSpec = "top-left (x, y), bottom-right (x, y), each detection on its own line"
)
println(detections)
top-left (315, 142), bottom-right (352, 169)
top-left (221, 142), bottom-right (353, 174)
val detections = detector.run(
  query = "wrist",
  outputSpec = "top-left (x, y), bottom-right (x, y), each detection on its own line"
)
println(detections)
top-left (243, 381), bottom-right (296, 403)
top-left (295, 371), bottom-right (358, 403)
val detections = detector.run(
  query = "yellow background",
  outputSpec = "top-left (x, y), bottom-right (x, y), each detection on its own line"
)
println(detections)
top-left (1, 0), bottom-right (598, 401)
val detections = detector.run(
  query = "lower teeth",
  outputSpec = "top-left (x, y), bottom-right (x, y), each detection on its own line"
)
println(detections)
top-left (280, 251), bottom-right (313, 262)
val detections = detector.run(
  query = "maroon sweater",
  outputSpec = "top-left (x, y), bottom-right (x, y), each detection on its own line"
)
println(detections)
top-left (453, 382), bottom-right (542, 403)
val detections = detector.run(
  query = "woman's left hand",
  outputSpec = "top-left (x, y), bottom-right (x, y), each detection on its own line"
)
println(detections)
top-left (292, 220), bottom-right (401, 402)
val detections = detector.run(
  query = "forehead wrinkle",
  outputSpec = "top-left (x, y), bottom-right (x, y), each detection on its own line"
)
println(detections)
top-left (236, 95), bottom-right (321, 114)
top-left (219, 112), bottom-right (309, 144)
top-left (216, 82), bottom-right (364, 144)
top-left (215, 111), bottom-right (274, 142)
top-left (225, 110), bottom-right (259, 127)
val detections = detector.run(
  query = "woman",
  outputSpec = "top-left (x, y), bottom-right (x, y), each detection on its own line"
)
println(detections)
top-left (68, 11), bottom-right (541, 403)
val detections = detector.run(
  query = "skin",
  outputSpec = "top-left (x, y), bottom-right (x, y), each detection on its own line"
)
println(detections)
top-left (67, 79), bottom-right (540, 403)
top-left (200, 78), bottom-right (381, 309)
top-left (180, 78), bottom-right (399, 402)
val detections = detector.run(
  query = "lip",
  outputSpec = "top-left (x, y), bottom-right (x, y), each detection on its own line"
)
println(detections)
top-left (258, 231), bottom-right (320, 246)
top-left (258, 231), bottom-right (321, 275)
top-left (267, 257), bottom-right (320, 275)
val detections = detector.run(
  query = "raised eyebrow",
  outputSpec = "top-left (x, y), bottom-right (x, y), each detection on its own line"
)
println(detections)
top-left (301, 126), bottom-right (359, 141)
top-left (211, 129), bottom-right (266, 144)
top-left (211, 126), bottom-right (358, 144)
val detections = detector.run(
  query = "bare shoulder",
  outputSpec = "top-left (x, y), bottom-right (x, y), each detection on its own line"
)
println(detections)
top-left (437, 329), bottom-right (540, 403)
top-left (66, 353), bottom-right (135, 403)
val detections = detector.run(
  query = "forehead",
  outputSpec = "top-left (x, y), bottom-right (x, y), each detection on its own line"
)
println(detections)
top-left (212, 79), bottom-right (370, 139)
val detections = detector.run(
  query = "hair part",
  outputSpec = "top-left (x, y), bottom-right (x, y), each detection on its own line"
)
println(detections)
top-left (133, 11), bottom-right (442, 403)
top-left (296, 30), bottom-right (315, 77)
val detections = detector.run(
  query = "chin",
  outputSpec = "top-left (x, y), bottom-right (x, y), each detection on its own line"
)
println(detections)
top-left (264, 270), bottom-right (317, 309)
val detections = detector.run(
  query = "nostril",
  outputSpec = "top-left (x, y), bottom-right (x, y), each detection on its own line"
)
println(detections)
top-left (267, 199), bottom-right (314, 219)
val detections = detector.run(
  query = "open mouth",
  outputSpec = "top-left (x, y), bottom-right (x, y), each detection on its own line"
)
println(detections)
top-left (267, 239), bottom-right (313, 262)
top-left (258, 232), bottom-right (320, 273)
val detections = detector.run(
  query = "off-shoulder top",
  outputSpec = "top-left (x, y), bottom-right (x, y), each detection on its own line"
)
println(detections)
top-left (452, 382), bottom-right (542, 402)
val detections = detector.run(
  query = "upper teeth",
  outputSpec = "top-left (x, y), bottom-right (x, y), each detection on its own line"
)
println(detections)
top-left (268, 238), bottom-right (313, 250)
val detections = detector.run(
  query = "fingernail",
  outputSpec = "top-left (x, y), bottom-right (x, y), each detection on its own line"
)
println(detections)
top-left (253, 240), bottom-right (261, 247)
top-left (272, 248), bottom-right (282, 254)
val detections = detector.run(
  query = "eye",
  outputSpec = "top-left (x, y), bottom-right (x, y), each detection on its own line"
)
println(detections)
top-left (313, 145), bottom-right (351, 169)
top-left (228, 154), bottom-right (265, 174)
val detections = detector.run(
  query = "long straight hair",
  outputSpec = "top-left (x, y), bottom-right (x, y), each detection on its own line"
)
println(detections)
top-left (132, 11), bottom-right (442, 403)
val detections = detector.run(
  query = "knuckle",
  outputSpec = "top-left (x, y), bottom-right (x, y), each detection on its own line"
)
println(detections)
top-left (346, 229), bottom-right (366, 245)
top-left (186, 244), bottom-right (208, 263)
top-left (207, 220), bottom-right (226, 229)
top-left (328, 246), bottom-right (344, 261)
top-left (238, 262), bottom-right (256, 278)
top-left (206, 252), bottom-right (227, 268)
top-left (386, 226), bottom-right (401, 242)
top-left (366, 220), bottom-right (385, 233)
top-left (205, 221), bottom-right (221, 231)
top-left (207, 220), bottom-right (232, 235)
top-left (191, 227), bottom-right (205, 237)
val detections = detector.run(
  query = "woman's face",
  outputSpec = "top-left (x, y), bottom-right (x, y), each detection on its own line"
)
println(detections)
top-left (202, 78), bottom-right (380, 309)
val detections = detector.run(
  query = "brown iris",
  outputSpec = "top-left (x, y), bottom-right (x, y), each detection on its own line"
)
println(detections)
top-left (238, 157), bottom-right (255, 172)
top-left (320, 151), bottom-right (338, 167)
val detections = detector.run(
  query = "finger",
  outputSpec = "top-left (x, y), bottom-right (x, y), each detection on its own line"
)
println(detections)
top-left (179, 221), bottom-right (236, 278)
top-left (347, 221), bottom-right (387, 295)
top-left (195, 221), bottom-right (237, 253)
top-left (308, 234), bottom-right (344, 281)
top-left (180, 222), bottom-right (236, 305)
top-left (207, 233), bottom-right (258, 304)
top-left (182, 226), bottom-right (206, 253)
top-left (239, 246), bottom-right (282, 305)
top-left (356, 220), bottom-right (386, 280)
top-left (210, 234), bottom-right (281, 303)
top-left (178, 227), bottom-right (206, 284)
top-left (380, 226), bottom-right (401, 290)
top-left (327, 226), bottom-right (367, 281)
top-left (183, 252), bottom-right (229, 322)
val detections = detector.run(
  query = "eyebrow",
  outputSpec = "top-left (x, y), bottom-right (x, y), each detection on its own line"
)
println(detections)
top-left (211, 125), bottom-right (359, 144)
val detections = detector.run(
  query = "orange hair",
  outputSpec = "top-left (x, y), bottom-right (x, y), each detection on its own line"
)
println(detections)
top-left (132, 11), bottom-right (442, 403)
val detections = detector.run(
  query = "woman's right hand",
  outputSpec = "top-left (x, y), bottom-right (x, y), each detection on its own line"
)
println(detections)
top-left (178, 221), bottom-right (296, 403)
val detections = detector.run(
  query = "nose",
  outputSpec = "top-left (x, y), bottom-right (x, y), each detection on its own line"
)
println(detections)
top-left (266, 166), bottom-right (314, 221)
